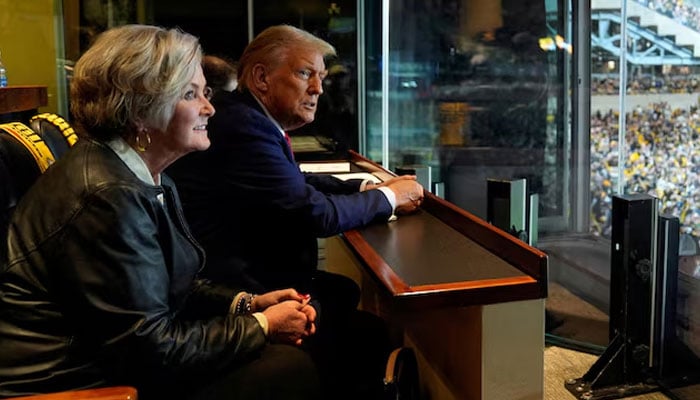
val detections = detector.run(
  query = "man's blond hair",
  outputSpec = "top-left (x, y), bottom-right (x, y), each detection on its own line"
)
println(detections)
top-left (237, 25), bottom-right (336, 92)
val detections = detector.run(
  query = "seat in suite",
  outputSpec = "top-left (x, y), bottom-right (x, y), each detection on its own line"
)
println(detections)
top-left (0, 113), bottom-right (78, 260)
top-left (0, 120), bottom-right (57, 263)
top-left (0, 115), bottom-right (138, 400)
top-left (29, 112), bottom-right (78, 157)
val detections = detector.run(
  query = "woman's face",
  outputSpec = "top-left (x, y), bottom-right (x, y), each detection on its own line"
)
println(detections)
top-left (160, 65), bottom-right (215, 158)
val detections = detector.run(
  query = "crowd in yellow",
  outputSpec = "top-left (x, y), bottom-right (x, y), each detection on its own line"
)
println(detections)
top-left (590, 102), bottom-right (700, 237)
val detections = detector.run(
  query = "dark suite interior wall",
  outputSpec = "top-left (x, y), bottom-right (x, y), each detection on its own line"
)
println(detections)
top-left (151, 0), bottom-right (248, 60)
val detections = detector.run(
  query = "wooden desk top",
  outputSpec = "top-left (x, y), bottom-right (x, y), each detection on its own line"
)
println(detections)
top-left (343, 151), bottom-right (548, 311)
top-left (0, 86), bottom-right (48, 114)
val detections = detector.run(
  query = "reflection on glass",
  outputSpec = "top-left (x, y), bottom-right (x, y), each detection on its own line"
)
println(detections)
top-left (678, 254), bottom-right (700, 360)
top-left (364, 0), bottom-right (567, 225)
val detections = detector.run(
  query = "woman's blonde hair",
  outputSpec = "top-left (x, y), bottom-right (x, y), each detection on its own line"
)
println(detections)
top-left (237, 25), bottom-right (336, 92)
top-left (70, 24), bottom-right (202, 141)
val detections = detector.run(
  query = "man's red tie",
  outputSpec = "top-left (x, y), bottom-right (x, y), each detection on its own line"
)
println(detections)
top-left (284, 132), bottom-right (294, 160)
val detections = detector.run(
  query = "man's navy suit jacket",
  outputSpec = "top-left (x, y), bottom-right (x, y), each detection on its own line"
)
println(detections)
top-left (167, 90), bottom-right (393, 291)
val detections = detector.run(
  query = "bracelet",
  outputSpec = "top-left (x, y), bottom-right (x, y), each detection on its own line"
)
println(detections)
top-left (234, 293), bottom-right (248, 315)
top-left (234, 293), bottom-right (256, 315)
top-left (247, 294), bottom-right (256, 313)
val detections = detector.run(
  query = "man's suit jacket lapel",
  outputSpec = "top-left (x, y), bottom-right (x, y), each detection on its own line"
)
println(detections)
top-left (236, 90), bottom-right (295, 164)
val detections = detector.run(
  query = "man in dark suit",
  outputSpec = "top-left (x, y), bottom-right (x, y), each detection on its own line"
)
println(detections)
top-left (168, 25), bottom-right (423, 294)
top-left (168, 25), bottom-right (424, 399)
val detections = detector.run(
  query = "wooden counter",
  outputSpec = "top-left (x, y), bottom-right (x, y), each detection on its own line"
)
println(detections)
top-left (0, 86), bottom-right (48, 123)
top-left (325, 150), bottom-right (548, 400)
top-left (0, 86), bottom-right (48, 114)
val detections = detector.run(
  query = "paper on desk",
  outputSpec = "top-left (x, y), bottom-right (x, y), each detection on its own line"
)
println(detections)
top-left (299, 162), bottom-right (351, 173)
top-left (332, 172), bottom-right (382, 183)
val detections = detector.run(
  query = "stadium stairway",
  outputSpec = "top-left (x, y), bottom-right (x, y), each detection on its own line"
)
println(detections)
top-left (592, 0), bottom-right (700, 65)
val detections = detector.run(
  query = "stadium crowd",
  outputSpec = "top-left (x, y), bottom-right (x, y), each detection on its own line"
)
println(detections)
top-left (637, 0), bottom-right (700, 32)
top-left (590, 101), bottom-right (700, 237)
top-left (591, 75), bottom-right (700, 95)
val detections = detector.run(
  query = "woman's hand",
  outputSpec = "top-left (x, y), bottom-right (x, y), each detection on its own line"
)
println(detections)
top-left (263, 300), bottom-right (316, 346)
top-left (299, 300), bottom-right (316, 337)
top-left (252, 289), bottom-right (309, 312)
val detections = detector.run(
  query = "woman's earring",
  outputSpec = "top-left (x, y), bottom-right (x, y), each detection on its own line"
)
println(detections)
top-left (136, 130), bottom-right (151, 152)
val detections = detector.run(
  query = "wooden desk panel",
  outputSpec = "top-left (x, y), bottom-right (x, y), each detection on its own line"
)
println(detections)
top-left (325, 151), bottom-right (547, 399)
top-left (359, 211), bottom-right (527, 285)
top-left (344, 211), bottom-right (543, 311)
top-left (345, 151), bottom-right (547, 311)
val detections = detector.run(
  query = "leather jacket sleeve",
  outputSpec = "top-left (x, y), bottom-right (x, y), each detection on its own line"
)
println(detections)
top-left (184, 278), bottom-right (239, 318)
top-left (93, 186), bottom-right (265, 369)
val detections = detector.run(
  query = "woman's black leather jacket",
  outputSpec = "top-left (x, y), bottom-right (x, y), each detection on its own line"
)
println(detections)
top-left (0, 139), bottom-right (265, 398)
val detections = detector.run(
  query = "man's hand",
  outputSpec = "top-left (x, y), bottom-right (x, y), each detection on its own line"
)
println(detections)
top-left (387, 178), bottom-right (424, 214)
top-left (363, 175), bottom-right (417, 191)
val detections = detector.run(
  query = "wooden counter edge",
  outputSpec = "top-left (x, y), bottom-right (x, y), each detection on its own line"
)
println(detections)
top-left (348, 150), bottom-right (548, 284)
top-left (342, 228), bottom-right (545, 312)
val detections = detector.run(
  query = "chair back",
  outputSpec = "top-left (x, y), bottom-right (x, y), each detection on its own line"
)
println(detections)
top-left (29, 113), bottom-right (78, 158)
top-left (0, 114), bottom-right (76, 263)
top-left (0, 115), bottom-right (137, 400)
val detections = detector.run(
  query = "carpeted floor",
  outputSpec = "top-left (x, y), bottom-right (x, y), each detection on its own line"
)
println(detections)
top-left (544, 283), bottom-right (700, 400)
top-left (545, 346), bottom-right (673, 400)
top-left (546, 282), bottom-right (609, 348)
top-left (544, 282), bottom-right (672, 399)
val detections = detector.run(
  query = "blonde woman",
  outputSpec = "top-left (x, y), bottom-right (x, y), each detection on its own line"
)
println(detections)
top-left (0, 25), bottom-right (319, 400)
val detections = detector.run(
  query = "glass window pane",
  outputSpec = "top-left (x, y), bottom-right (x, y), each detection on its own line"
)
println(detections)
top-left (361, 1), bottom-right (634, 354)
top-left (364, 0), bottom-right (569, 226)
top-left (602, 0), bottom-right (700, 388)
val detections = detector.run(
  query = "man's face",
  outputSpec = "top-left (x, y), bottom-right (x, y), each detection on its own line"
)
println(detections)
top-left (263, 47), bottom-right (327, 131)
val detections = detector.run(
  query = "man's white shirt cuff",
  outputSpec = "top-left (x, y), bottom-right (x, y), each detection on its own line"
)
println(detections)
top-left (377, 186), bottom-right (396, 211)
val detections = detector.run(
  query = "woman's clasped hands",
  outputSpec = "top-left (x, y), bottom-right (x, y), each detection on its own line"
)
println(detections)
top-left (254, 289), bottom-right (316, 346)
